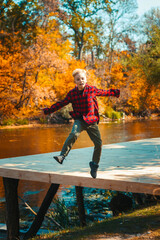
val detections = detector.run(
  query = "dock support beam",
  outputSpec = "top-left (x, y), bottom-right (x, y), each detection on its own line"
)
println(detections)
top-left (75, 186), bottom-right (86, 226)
top-left (23, 183), bottom-right (59, 240)
top-left (3, 177), bottom-right (19, 240)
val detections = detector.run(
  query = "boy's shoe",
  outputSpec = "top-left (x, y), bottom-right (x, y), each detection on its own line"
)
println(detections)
top-left (89, 161), bottom-right (99, 179)
top-left (53, 155), bottom-right (65, 164)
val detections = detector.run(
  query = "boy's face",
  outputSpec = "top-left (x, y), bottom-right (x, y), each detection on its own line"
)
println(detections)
top-left (74, 72), bottom-right (87, 90)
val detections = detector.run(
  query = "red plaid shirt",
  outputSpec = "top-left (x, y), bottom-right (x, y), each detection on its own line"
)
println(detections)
top-left (43, 84), bottom-right (120, 124)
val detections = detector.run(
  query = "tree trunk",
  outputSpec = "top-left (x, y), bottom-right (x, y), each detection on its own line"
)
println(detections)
top-left (78, 44), bottom-right (84, 60)
top-left (16, 71), bottom-right (27, 109)
top-left (91, 50), bottom-right (95, 65)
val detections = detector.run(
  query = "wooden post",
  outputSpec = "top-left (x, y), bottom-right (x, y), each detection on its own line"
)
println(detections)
top-left (75, 186), bottom-right (86, 227)
top-left (3, 177), bottom-right (20, 240)
top-left (23, 183), bottom-right (60, 240)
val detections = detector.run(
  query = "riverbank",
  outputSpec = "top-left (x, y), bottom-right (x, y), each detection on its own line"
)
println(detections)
top-left (31, 204), bottom-right (160, 240)
top-left (1, 203), bottom-right (160, 240)
top-left (0, 113), bottom-right (159, 130)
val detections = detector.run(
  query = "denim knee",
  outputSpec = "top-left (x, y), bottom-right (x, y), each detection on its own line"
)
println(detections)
top-left (69, 132), bottom-right (80, 141)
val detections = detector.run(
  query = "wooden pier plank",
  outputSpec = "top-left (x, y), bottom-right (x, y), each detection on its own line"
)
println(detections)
top-left (0, 138), bottom-right (160, 195)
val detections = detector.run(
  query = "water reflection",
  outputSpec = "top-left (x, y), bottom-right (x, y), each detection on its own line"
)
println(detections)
top-left (0, 120), bottom-right (160, 159)
top-left (0, 119), bottom-right (160, 222)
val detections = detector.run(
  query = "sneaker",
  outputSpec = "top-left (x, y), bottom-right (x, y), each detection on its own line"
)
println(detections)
top-left (53, 155), bottom-right (65, 164)
top-left (89, 161), bottom-right (99, 179)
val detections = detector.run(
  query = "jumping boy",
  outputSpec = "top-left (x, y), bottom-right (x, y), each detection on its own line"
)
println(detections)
top-left (43, 69), bottom-right (120, 178)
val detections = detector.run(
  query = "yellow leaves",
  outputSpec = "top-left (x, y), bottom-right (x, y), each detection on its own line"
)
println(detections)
top-left (127, 66), bottom-right (160, 113)
top-left (0, 98), bottom-right (18, 117)
top-left (127, 69), bottom-right (146, 111)
top-left (0, 19), bottom-right (71, 118)
top-left (102, 60), bottom-right (128, 90)
top-left (71, 15), bottom-right (82, 29)
top-left (87, 68), bottom-right (99, 86)
top-left (110, 63), bottom-right (126, 88)
top-left (146, 86), bottom-right (160, 110)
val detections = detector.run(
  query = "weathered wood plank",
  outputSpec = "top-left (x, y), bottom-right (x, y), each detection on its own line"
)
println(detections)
top-left (1, 168), bottom-right (160, 195)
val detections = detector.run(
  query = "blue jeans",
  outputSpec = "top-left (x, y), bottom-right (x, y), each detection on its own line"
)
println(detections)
top-left (61, 120), bottom-right (102, 164)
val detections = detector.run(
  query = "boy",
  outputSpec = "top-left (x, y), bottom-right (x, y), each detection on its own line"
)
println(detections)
top-left (43, 69), bottom-right (120, 178)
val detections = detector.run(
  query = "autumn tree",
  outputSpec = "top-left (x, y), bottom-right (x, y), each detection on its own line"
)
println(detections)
top-left (58, 0), bottom-right (109, 60)
top-left (0, 0), bottom-right (72, 119)
top-left (83, 17), bottom-right (105, 65)
top-left (0, 0), bottom-right (41, 47)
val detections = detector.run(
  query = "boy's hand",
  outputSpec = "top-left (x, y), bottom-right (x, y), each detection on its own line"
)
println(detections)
top-left (109, 89), bottom-right (120, 98)
top-left (114, 89), bottom-right (120, 98)
top-left (43, 107), bottom-right (50, 115)
top-left (39, 107), bottom-right (50, 115)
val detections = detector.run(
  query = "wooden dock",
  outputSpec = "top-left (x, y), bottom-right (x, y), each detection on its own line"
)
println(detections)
top-left (0, 137), bottom-right (160, 239)
top-left (0, 137), bottom-right (160, 195)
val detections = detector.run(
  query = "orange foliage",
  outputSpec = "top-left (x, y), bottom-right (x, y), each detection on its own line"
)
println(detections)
top-left (52, 59), bottom-right (86, 98)
top-left (127, 68), bottom-right (160, 113)
top-left (0, 19), bottom-right (72, 119)
top-left (127, 71), bottom-right (147, 111)
top-left (0, 20), bottom-right (159, 121)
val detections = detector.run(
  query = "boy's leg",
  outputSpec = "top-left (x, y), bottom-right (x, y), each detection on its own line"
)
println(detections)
top-left (87, 123), bottom-right (102, 178)
top-left (60, 120), bottom-right (84, 157)
top-left (86, 123), bottom-right (102, 164)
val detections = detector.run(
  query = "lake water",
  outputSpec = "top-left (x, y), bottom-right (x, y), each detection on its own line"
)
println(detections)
top-left (0, 119), bottom-right (160, 223)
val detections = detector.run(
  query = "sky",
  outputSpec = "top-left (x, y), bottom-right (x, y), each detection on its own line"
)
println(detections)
top-left (137, 0), bottom-right (160, 16)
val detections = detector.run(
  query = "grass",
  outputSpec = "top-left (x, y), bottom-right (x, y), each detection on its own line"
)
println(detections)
top-left (1, 118), bottom-right (29, 126)
top-left (31, 204), bottom-right (160, 240)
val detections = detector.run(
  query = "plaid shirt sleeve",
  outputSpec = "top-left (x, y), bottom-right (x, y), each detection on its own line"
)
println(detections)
top-left (43, 92), bottom-right (71, 115)
top-left (95, 87), bottom-right (120, 98)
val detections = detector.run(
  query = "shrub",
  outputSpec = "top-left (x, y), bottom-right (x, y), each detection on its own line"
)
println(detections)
top-left (1, 118), bottom-right (16, 126)
top-left (16, 118), bottom-right (29, 125)
top-left (104, 107), bottom-right (123, 120)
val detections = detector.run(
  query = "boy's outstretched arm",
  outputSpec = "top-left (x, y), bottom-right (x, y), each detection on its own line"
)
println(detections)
top-left (107, 89), bottom-right (120, 98)
top-left (96, 88), bottom-right (120, 98)
top-left (43, 94), bottom-right (71, 115)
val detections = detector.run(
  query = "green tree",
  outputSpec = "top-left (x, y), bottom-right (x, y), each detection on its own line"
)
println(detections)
top-left (134, 8), bottom-right (160, 86)
top-left (58, 0), bottom-right (108, 60)
top-left (142, 7), bottom-right (160, 38)
top-left (135, 26), bottom-right (160, 86)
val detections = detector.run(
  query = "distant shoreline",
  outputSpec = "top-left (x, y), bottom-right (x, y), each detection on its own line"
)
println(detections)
top-left (0, 115), bottom-right (159, 130)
